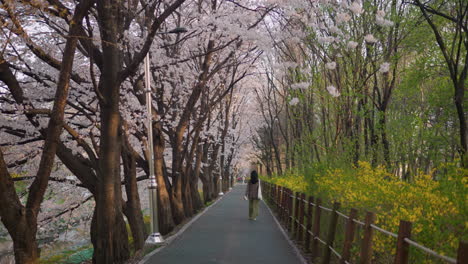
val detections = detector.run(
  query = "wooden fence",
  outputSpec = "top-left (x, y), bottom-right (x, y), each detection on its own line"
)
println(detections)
top-left (261, 181), bottom-right (467, 264)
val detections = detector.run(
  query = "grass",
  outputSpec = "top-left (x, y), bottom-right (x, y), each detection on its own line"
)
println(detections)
top-left (40, 245), bottom-right (93, 264)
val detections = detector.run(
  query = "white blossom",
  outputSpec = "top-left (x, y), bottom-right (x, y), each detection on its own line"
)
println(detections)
top-left (364, 34), bottom-right (378, 43)
top-left (376, 17), bottom-right (394, 27)
top-left (347, 41), bottom-right (358, 49)
top-left (336, 13), bottom-right (351, 24)
top-left (375, 10), bottom-right (394, 27)
top-left (385, 20), bottom-right (394, 27)
top-left (340, 1), bottom-right (349, 9)
top-left (325, 61), bottom-right (337, 70)
top-left (349, 2), bottom-right (363, 15)
top-left (326, 85), bottom-right (340, 97)
top-left (289, 97), bottom-right (300, 105)
top-left (376, 16), bottom-right (385, 26)
top-left (318, 36), bottom-right (335, 44)
top-left (281, 62), bottom-right (298, 69)
top-left (330, 26), bottom-right (342, 35)
top-left (379, 62), bottom-right (390, 73)
top-left (291, 82), bottom-right (309, 90)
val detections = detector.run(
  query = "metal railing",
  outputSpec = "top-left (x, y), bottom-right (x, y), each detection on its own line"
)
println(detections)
top-left (261, 181), bottom-right (467, 264)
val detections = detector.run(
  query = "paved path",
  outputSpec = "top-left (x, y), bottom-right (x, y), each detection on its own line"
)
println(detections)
top-left (144, 185), bottom-right (303, 264)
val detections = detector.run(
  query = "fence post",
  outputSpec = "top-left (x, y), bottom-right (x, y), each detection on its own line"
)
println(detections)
top-left (284, 187), bottom-right (289, 225)
top-left (280, 186), bottom-right (285, 223)
top-left (273, 184), bottom-right (276, 207)
top-left (269, 182), bottom-right (272, 199)
top-left (340, 208), bottom-right (358, 264)
top-left (322, 202), bottom-right (341, 264)
top-left (304, 196), bottom-right (314, 253)
top-left (276, 185), bottom-right (280, 211)
top-left (456, 241), bottom-right (467, 264)
top-left (394, 220), bottom-right (412, 264)
top-left (288, 189), bottom-right (293, 232)
top-left (297, 193), bottom-right (306, 243)
top-left (294, 192), bottom-right (300, 238)
top-left (266, 182), bottom-right (270, 200)
top-left (286, 188), bottom-right (290, 228)
top-left (267, 182), bottom-right (270, 199)
top-left (284, 188), bottom-right (290, 228)
top-left (270, 183), bottom-right (273, 199)
top-left (360, 211), bottom-right (375, 264)
top-left (268, 183), bottom-right (271, 203)
top-left (311, 198), bottom-right (322, 262)
top-left (281, 187), bottom-right (286, 225)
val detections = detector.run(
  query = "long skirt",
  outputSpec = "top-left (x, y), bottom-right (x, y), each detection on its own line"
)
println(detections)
top-left (249, 199), bottom-right (259, 219)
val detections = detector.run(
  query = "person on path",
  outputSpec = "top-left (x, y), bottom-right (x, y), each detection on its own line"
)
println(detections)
top-left (244, 170), bottom-right (262, 220)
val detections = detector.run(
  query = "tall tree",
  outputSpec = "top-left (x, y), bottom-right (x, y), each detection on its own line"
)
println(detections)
top-left (0, 0), bottom-right (93, 262)
top-left (413, 0), bottom-right (468, 167)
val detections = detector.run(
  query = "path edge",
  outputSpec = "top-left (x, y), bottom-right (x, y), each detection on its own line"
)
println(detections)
top-left (262, 199), bottom-right (308, 264)
top-left (138, 189), bottom-right (230, 264)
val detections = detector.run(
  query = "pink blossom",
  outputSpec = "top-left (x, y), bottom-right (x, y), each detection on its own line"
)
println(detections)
top-left (347, 41), bottom-right (358, 49)
top-left (336, 13), bottom-right (351, 24)
top-left (349, 2), bottom-right (363, 15)
top-left (289, 97), bottom-right (300, 105)
top-left (325, 61), bottom-right (337, 70)
top-left (326, 86), bottom-right (340, 97)
top-left (364, 34), bottom-right (378, 43)
top-left (379, 62), bottom-right (390, 73)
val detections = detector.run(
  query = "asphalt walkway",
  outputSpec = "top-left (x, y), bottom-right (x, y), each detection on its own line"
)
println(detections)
top-left (144, 184), bottom-right (303, 264)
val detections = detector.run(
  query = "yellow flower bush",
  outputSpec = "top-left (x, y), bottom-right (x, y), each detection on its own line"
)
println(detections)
top-left (264, 161), bottom-right (467, 261)
top-left (267, 172), bottom-right (308, 194)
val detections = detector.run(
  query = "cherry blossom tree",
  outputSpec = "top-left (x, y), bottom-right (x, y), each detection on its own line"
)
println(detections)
top-left (0, 1), bottom-right (93, 262)
top-left (1, 0), bottom-right (275, 262)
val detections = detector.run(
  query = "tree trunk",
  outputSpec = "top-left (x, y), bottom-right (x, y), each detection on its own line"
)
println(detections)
top-left (90, 202), bottom-right (129, 264)
top-left (11, 216), bottom-right (39, 264)
top-left (0, 151), bottom-right (40, 263)
top-left (200, 142), bottom-right (213, 203)
top-left (154, 123), bottom-right (175, 235)
top-left (182, 170), bottom-right (194, 217)
top-left (170, 126), bottom-right (188, 224)
top-left (213, 172), bottom-right (220, 195)
top-left (379, 110), bottom-right (391, 168)
top-left (454, 79), bottom-right (467, 167)
top-left (201, 175), bottom-right (212, 204)
top-left (201, 158), bottom-right (216, 203)
top-left (93, 1), bottom-right (130, 261)
top-left (187, 130), bottom-right (204, 212)
top-left (171, 178), bottom-right (186, 224)
top-left (122, 144), bottom-right (146, 252)
top-left (122, 203), bottom-right (145, 253)
top-left (93, 121), bottom-right (130, 263)
top-left (190, 175), bottom-right (204, 212)
top-left (353, 100), bottom-right (364, 166)
top-left (369, 102), bottom-right (378, 167)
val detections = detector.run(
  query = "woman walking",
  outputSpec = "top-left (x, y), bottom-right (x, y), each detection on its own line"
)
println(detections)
top-left (244, 170), bottom-right (262, 220)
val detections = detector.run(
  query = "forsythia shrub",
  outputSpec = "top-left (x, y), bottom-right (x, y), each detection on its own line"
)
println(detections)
top-left (268, 171), bottom-right (308, 194)
top-left (264, 161), bottom-right (467, 261)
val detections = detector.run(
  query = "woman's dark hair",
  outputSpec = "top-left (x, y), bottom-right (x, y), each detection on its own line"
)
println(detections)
top-left (250, 170), bottom-right (258, 184)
